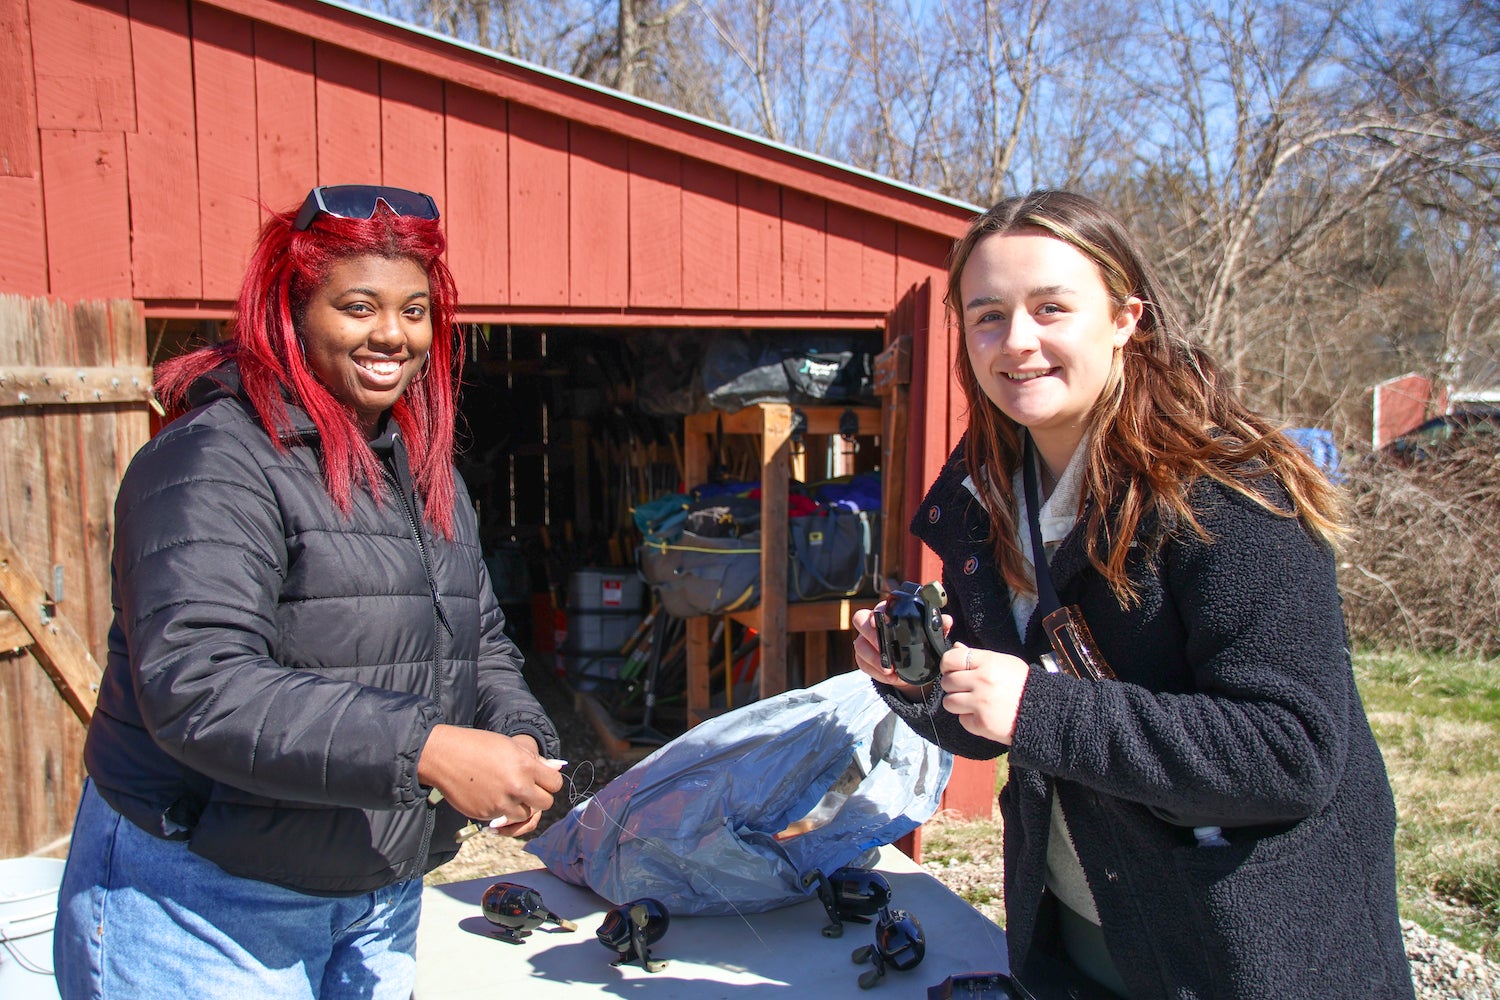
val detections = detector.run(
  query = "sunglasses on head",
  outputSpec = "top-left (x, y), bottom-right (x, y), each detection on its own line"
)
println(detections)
top-left (293, 184), bottom-right (440, 231)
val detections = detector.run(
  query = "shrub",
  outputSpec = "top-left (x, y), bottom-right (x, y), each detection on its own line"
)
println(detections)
top-left (1339, 444), bottom-right (1500, 657)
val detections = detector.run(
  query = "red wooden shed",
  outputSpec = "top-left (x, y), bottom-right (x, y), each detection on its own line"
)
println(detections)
top-left (0, 0), bottom-right (993, 857)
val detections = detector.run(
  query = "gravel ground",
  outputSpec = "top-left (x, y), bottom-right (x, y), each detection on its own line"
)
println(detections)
top-left (432, 658), bottom-right (1498, 999)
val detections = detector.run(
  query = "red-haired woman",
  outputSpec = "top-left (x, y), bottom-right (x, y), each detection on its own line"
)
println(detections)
top-left (54, 186), bottom-right (563, 999)
top-left (852, 191), bottom-right (1413, 998)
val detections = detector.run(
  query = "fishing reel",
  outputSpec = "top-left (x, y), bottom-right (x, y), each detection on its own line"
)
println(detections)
top-left (804, 866), bottom-right (894, 938)
top-left (480, 882), bottom-right (577, 943)
top-left (596, 897), bottom-right (670, 972)
top-left (874, 580), bottom-right (953, 686)
top-left (851, 906), bottom-right (926, 989)
top-left (926, 972), bottom-right (1039, 999)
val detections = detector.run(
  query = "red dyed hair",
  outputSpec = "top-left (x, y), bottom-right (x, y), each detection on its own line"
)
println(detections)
top-left (155, 201), bottom-right (462, 538)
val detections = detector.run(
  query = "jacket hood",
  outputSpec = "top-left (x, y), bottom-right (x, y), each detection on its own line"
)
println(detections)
top-left (184, 360), bottom-right (247, 409)
top-left (187, 360), bottom-right (318, 443)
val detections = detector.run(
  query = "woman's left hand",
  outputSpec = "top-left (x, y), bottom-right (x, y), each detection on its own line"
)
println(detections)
top-left (939, 643), bottom-right (1031, 745)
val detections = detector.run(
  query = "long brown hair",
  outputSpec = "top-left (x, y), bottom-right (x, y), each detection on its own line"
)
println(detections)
top-left (154, 203), bottom-right (462, 538)
top-left (948, 190), bottom-right (1344, 606)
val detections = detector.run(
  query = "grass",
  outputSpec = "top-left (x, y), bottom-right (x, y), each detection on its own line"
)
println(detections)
top-left (1357, 648), bottom-right (1500, 957)
top-left (916, 651), bottom-right (1500, 957)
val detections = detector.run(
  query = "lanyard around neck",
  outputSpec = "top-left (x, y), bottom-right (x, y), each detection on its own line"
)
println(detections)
top-left (1022, 433), bottom-right (1063, 620)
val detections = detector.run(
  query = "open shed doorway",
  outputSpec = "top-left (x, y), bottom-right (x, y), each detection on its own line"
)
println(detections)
top-left (142, 320), bottom-right (884, 747)
top-left (457, 324), bottom-right (883, 745)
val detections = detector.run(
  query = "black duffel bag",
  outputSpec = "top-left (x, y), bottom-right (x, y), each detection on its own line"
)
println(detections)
top-left (702, 332), bottom-right (876, 412)
top-left (789, 508), bottom-right (878, 602)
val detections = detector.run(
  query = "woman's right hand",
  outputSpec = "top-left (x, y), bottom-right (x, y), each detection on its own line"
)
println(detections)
top-left (417, 725), bottom-right (564, 830)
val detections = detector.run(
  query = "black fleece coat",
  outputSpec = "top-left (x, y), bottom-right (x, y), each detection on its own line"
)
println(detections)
top-left (879, 438), bottom-right (1413, 999)
top-left (83, 366), bottom-right (559, 896)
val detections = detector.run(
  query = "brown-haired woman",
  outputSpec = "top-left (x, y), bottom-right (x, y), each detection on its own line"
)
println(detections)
top-left (852, 190), bottom-right (1413, 998)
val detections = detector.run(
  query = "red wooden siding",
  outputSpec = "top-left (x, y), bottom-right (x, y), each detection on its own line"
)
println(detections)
top-left (194, 2), bottom-right (262, 300)
top-left (1, 0), bottom-right (40, 179)
top-left (41, 130), bottom-right (132, 299)
top-left (680, 160), bottom-right (739, 310)
top-left (253, 23), bottom-right (317, 217)
top-left (568, 125), bottom-right (630, 308)
top-left (129, 0), bottom-right (201, 300)
top-left (627, 143), bottom-right (682, 308)
top-left (444, 86), bottom-right (508, 304)
top-left (30, 0), bottom-right (136, 133)
top-left (314, 42), bottom-right (382, 189)
top-left (0, 176), bottom-right (47, 295)
top-left (8, 0), bottom-right (972, 319)
top-left (508, 104), bottom-right (570, 306)
top-left (379, 63), bottom-right (446, 212)
top-left (737, 175), bottom-right (783, 311)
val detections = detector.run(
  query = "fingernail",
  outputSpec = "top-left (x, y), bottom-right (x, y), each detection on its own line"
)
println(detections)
top-left (544, 759), bottom-right (568, 769)
top-left (487, 815), bottom-right (510, 829)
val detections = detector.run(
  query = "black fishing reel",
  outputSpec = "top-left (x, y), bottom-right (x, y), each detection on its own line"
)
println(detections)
top-left (874, 580), bottom-right (953, 686)
top-left (803, 866), bottom-right (894, 938)
top-left (596, 897), bottom-right (670, 972)
top-left (480, 882), bottom-right (577, 943)
top-left (852, 906), bottom-right (926, 989)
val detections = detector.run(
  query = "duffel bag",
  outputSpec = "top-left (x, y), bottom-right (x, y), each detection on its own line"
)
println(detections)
top-left (638, 530), bottom-right (763, 618)
top-left (788, 508), bottom-right (878, 602)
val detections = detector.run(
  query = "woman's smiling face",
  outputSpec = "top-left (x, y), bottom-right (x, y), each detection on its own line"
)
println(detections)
top-left (960, 230), bottom-right (1141, 472)
top-left (299, 254), bottom-right (433, 439)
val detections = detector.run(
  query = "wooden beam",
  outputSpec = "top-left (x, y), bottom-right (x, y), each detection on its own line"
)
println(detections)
top-left (0, 365), bottom-right (153, 406)
top-left (0, 608), bottom-right (28, 651)
top-left (0, 533), bottom-right (102, 725)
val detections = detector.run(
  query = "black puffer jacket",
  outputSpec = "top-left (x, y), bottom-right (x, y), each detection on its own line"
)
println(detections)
top-left (880, 438), bottom-right (1413, 999)
top-left (84, 366), bottom-right (559, 896)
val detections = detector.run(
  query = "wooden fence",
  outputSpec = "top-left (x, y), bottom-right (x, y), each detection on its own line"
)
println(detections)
top-left (0, 294), bottom-right (149, 857)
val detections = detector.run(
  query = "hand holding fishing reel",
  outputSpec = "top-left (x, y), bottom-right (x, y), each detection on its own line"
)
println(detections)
top-left (874, 581), bottom-right (952, 686)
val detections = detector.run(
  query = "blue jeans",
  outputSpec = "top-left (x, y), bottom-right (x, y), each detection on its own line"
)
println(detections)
top-left (53, 780), bottom-right (423, 999)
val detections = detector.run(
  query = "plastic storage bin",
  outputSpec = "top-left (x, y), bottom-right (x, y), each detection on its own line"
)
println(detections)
top-left (0, 856), bottom-right (64, 1000)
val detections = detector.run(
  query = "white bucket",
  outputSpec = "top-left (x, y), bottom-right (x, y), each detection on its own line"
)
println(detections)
top-left (0, 857), bottom-right (64, 1000)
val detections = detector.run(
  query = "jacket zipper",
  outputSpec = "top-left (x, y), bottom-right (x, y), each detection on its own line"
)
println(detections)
top-left (384, 458), bottom-right (452, 881)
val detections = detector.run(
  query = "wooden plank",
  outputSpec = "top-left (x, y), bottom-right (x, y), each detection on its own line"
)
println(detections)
top-left (0, 608), bottom-right (27, 651)
top-left (127, 0), bottom-right (202, 299)
top-left (42, 304), bottom-right (94, 663)
top-left (0, 531), bottom-right (101, 724)
top-left (567, 124), bottom-right (629, 309)
top-left (827, 202), bottom-right (897, 312)
top-left (627, 143), bottom-right (682, 308)
top-left (444, 86), bottom-right (508, 307)
top-left (40, 129), bottom-right (131, 299)
top-left (252, 22), bottom-right (317, 217)
top-left (73, 303), bottom-right (122, 667)
top-left (0, 175), bottom-right (49, 295)
top-left (314, 43), bottom-right (382, 184)
top-left (0, 297), bottom-right (48, 572)
top-left (0, 0), bottom-right (39, 177)
top-left (507, 104), bottom-right (569, 306)
top-left (680, 159), bottom-right (738, 310)
top-left (109, 299), bottom-right (151, 483)
top-left (193, 2), bottom-right (261, 300)
top-left (29, 0), bottom-right (135, 132)
top-left (781, 189), bottom-right (826, 311)
top-left (737, 175), bottom-right (781, 310)
top-left (379, 63), bottom-right (446, 208)
top-left (0, 365), bottom-right (154, 406)
top-left (758, 404), bottom-right (792, 701)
